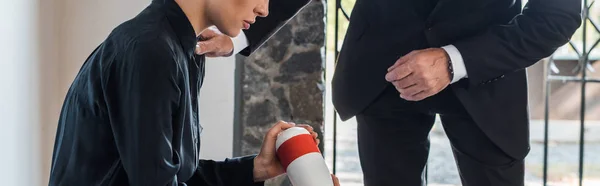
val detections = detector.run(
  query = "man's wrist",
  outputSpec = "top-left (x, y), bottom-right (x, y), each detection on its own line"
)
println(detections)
top-left (444, 50), bottom-right (454, 82)
top-left (441, 45), bottom-right (467, 83)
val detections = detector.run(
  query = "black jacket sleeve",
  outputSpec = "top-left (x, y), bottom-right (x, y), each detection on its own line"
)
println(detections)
top-left (453, 0), bottom-right (582, 87)
top-left (186, 156), bottom-right (264, 186)
top-left (106, 40), bottom-right (185, 186)
top-left (107, 41), bottom-right (263, 186)
top-left (239, 0), bottom-right (312, 56)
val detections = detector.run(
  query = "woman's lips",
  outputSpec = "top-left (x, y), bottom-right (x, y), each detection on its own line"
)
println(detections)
top-left (243, 21), bottom-right (251, 29)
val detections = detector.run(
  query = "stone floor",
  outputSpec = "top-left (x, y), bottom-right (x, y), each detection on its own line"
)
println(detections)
top-left (324, 118), bottom-right (600, 186)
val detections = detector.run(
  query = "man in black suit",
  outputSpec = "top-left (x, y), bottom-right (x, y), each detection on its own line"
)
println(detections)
top-left (332, 0), bottom-right (582, 185)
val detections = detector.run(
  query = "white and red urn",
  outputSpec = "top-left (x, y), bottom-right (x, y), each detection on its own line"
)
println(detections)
top-left (275, 127), bottom-right (334, 186)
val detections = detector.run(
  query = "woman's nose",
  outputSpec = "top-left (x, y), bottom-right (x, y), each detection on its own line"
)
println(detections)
top-left (255, 0), bottom-right (269, 17)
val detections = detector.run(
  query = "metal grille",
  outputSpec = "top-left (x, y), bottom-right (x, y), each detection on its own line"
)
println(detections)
top-left (331, 0), bottom-right (352, 175)
top-left (544, 1), bottom-right (599, 186)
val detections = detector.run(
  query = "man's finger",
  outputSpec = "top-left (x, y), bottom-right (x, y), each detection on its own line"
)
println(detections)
top-left (388, 50), bottom-right (420, 71)
top-left (392, 75), bottom-right (417, 89)
top-left (385, 64), bottom-right (412, 82)
top-left (196, 40), bottom-right (217, 55)
top-left (205, 53), bottom-right (218, 57)
top-left (388, 56), bottom-right (410, 72)
top-left (397, 84), bottom-right (426, 98)
top-left (200, 29), bottom-right (219, 39)
top-left (204, 51), bottom-right (228, 58)
top-left (401, 90), bottom-right (430, 101)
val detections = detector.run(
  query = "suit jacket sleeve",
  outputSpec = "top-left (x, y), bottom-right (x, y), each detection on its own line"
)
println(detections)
top-left (453, 0), bottom-right (582, 87)
top-left (186, 156), bottom-right (264, 186)
top-left (238, 0), bottom-right (311, 56)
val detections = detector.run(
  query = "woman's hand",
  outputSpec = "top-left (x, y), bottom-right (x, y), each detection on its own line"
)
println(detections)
top-left (253, 121), bottom-right (320, 182)
top-left (332, 174), bottom-right (341, 186)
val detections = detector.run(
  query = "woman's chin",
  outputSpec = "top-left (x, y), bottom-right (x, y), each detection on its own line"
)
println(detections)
top-left (223, 29), bottom-right (242, 38)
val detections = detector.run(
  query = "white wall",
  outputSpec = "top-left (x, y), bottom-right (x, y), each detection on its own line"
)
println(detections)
top-left (1, 0), bottom-right (236, 185)
top-left (199, 57), bottom-right (236, 160)
top-left (39, 0), bottom-right (61, 183)
top-left (0, 0), bottom-right (41, 185)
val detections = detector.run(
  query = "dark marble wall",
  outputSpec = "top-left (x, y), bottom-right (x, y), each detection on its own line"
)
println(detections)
top-left (235, 0), bottom-right (325, 185)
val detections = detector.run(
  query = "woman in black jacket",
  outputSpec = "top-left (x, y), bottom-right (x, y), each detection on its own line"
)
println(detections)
top-left (48, 0), bottom-right (339, 185)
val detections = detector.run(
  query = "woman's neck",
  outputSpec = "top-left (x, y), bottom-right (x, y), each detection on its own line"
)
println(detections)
top-left (174, 0), bottom-right (211, 36)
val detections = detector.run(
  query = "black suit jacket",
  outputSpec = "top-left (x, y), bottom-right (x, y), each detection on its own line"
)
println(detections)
top-left (332, 0), bottom-right (581, 159)
top-left (49, 0), bottom-right (309, 185)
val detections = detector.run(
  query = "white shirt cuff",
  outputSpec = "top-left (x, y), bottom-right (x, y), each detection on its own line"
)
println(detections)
top-left (442, 45), bottom-right (468, 84)
top-left (231, 31), bottom-right (249, 55)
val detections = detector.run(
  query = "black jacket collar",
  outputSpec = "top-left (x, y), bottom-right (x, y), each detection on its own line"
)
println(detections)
top-left (155, 0), bottom-right (197, 56)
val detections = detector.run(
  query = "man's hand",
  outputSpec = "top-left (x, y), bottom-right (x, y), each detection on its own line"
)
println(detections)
top-left (385, 48), bottom-right (452, 101)
top-left (195, 28), bottom-right (234, 57)
top-left (253, 121), bottom-right (319, 182)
